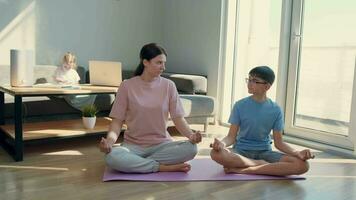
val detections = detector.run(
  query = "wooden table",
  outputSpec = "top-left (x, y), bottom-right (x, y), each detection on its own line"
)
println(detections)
top-left (0, 84), bottom-right (118, 161)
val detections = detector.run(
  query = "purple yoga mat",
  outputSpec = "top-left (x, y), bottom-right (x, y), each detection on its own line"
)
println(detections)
top-left (103, 157), bottom-right (305, 182)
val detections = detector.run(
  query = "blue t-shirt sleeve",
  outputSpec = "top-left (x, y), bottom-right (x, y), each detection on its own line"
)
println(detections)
top-left (273, 106), bottom-right (284, 132)
top-left (228, 102), bottom-right (240, 125)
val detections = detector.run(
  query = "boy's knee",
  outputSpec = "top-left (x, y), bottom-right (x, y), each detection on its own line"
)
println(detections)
top-left (210, 149), bottom-right (217, 159)
top-left (210, 149), bottom-right (223, 163)
top-left (300, 161), bottom-right (310, 174)
top-left (295, 160), bottom-right (309, 175)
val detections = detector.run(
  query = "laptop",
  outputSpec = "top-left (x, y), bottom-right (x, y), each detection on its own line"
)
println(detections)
top-left (89, 60), bottom-right (122, 87)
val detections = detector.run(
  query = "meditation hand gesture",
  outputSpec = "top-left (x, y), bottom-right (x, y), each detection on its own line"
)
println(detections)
top-left (210, 138), bottom-right (226, 151)
top-left (295, 149), bottom-right (315, 160)
top-left (189, 131), bottom-right (202, 144)
top-left (99, 137), bottom-right (113, 154)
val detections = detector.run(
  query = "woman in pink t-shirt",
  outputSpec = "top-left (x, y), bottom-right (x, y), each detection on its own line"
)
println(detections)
top-left (99, 43), bottom-right (202, 173)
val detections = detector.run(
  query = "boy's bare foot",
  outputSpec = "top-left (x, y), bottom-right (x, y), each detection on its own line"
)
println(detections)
top-left (159, 163), bottom-right (191, 173)
top-left (224, 167), bottom-right (247, 174)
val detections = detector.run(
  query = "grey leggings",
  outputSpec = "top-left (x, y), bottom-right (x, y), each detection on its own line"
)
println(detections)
top-left (105, 140), bottom-right (198, 173)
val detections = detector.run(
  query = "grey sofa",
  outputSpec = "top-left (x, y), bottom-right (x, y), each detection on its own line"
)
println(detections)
top-left (1, 65), bottom-right (215, 131)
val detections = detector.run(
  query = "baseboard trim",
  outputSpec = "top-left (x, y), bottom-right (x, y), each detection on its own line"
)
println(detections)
top-left (284, 135), bottom-right (356, 159)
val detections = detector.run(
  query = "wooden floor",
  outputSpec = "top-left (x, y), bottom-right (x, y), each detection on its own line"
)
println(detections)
top-left (1, 124), bottom-right (356, 200)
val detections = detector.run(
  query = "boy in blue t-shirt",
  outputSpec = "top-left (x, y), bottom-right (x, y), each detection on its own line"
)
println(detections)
top-left (210, 66), bottom-right (314, 176)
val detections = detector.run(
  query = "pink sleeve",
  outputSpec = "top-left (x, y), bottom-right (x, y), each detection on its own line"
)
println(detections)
top-left (169, 81), bottom-right (185, 118)
top-left (109, 81), bottom-right (128, 121)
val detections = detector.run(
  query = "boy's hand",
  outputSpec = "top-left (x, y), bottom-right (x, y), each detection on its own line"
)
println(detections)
top-left (99, 137), bottom-right (113, 154)
top-left (189, 131), bottom-right (202, 144)
top-left (210, 138), bottom-right (226, 151)
top-left (295, 149), bottom-right (315, 160)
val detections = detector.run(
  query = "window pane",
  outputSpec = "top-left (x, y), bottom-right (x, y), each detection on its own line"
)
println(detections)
top-left (232, 0), bottom-right (282, 105)
top-left (294, 0), bottom-right (356, 135)
top-left (221, 0), bottom-right (282, 124)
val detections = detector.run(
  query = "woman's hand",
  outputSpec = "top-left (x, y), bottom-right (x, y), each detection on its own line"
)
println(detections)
top-left (189, 131), bottom-right (202, 144)
top-left (99, 137), bottom-right (113, 154)
top-left (210, 138), bottom-right (226, 151)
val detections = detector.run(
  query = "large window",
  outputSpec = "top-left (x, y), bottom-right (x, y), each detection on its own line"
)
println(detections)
top-left (285, 0), bottom-right (356, 149)
top-left (220, 0), bottom-right (282, 123)
top-left (294, 0), bottom-right (356, 136)
top-left (221, 0), bottom-right (356, 152)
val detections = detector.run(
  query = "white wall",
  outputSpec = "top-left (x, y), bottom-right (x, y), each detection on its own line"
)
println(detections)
top-left (0, 0), bottom-right (165, 69)
top-left (1, 0), bottom-right (223, 97)
top-left (162, 0), bottom-right (222, 97)
top-left (0, 0), bottom-right (36, 65)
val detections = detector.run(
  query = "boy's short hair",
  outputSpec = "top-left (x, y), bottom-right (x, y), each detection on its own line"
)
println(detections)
top-left (249, 66), bottom-right (275, 85)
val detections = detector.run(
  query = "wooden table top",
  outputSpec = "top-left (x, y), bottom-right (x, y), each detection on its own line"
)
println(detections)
top-left (0, 84), bottom-right (118, 96)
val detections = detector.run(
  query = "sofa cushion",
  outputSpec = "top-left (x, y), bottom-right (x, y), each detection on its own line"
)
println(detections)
top-left (0, 65), bottom-right (10, 87)
top-left (4, 98), bottom-right (80, 119)
top-left (34, 65), bottom-right (86, 84)
top-left (121, 70), bottom-right (208, 95)
top-left (180, 94), bottom-right (215, 117)
top-left (33, 65), bottom-right (57, 84)
top-left (161, 72), bottom-right (207, 95)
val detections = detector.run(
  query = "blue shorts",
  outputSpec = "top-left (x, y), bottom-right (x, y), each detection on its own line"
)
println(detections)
top-left (233, 148), bottom-right (284, 163)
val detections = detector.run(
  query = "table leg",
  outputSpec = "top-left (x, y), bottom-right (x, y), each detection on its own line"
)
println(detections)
top-left (0, 91), bottom-right (4, 125)
top-left (0, 91), bottom-right (5, 151)
top-left (14, 95), bottom-right (23, 161)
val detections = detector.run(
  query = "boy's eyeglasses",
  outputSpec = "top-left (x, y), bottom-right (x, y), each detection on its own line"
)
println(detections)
top-left (245, 78), bottom-right (267, 84)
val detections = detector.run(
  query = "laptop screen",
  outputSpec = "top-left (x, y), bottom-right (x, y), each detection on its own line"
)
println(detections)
top-left (89, 61), bottom-right (122, 87)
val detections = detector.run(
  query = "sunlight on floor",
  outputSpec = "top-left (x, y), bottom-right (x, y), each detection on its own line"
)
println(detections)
top-left (0, 165), bottom-right (68, 171)
top-left (27, 129), bottom-right (89, 135)
top-left (305, 175), bottom-right (356, 179)
top-left (310, 158), bottom-right (356, 164)
top-left (42, 150), bottom-right (83, 156)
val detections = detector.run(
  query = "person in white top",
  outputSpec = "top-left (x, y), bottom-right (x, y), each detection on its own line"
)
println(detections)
top-left (52, 52), bottom-right (96, 111)
top-left (53, 52), bottom-right (80, 85)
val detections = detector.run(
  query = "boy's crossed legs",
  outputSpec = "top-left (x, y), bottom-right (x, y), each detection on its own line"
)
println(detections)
top-left (210, 148), bottom-right (309, 176)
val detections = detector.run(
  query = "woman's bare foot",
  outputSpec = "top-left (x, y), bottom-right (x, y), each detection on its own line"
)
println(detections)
top-left (159, 163), bottom-right (191, 172)
top-left (224, 167), bottom-right (247, 174)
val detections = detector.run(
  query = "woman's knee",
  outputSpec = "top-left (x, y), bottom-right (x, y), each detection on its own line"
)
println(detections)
top-left (181, 142), bottom-right (198, 159)
top-left (105, 147), bottom-right (129, 169)
top-left (167, 141), bottom-right (198, 162)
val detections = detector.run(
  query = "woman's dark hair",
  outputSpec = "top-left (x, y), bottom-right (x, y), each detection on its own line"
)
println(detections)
top-left (134, 43), bottom-right (167, 76)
